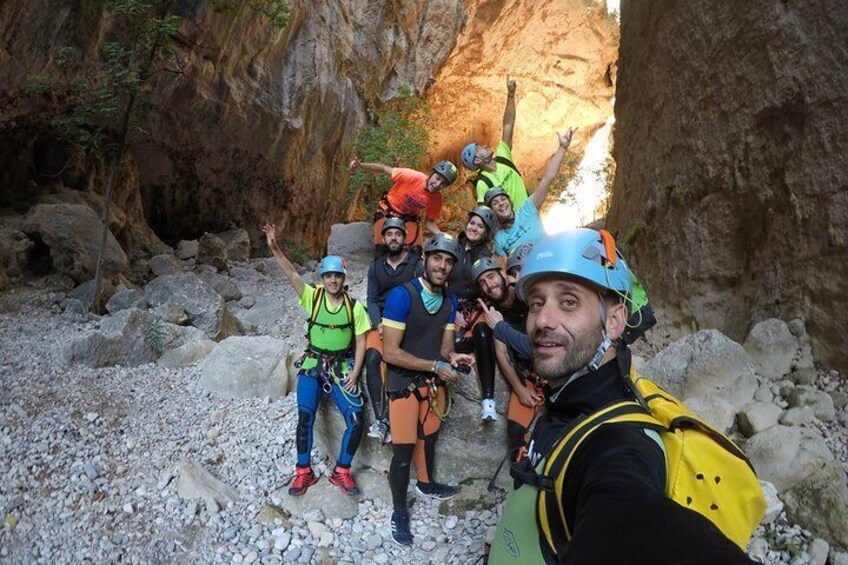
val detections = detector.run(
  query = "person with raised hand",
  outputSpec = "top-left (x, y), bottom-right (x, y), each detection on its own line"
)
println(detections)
top-left (350, 156), bottom-right (457, 251)
top-left (263, 223), bottom-right (370, 497)
top-left (486, 128), bottom-right (577, 257)
top-left (462, 75), bottom-right (528, 208)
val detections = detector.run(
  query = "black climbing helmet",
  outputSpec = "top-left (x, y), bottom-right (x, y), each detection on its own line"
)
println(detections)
top-left (471, 256), bottom-right (502, 282)
top-left (431, 161), bottom-right (458, 185)
top-left (484, 186), bottom-right (510, 207)
top-left (505, 243), bottom-right (534, 274)
top-left (423, 233), bottom-right (462, 261)
top-left (467, 205), bottom-right (500, 234)
top-left (381, 217), bottom-right (407, 236)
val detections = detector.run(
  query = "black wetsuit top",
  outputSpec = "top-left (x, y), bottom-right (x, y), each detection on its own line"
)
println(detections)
top-left (446, 232), bottom-right (492, 302)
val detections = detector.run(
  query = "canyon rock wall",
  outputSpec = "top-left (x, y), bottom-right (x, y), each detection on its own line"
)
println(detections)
top-left (0, 0), bottom-right (466, 255)
top-left (608, 1), bottom-right (848, 370)
top-left (426, 0), bottom-right (618, 185)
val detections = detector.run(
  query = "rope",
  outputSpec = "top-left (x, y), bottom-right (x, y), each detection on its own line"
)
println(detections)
top-left (430, 379), bottom-right (454, 421)
top-left (327, 360), bottom-right (365, 408)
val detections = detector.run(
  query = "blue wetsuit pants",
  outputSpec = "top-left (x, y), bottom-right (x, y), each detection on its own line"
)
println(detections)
top-left (295, 367), bottom-right (364, 468)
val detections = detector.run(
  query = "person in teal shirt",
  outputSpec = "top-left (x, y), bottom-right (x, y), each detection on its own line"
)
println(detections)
top-left (262, 223), bottom-right (371, 497)
top-left (461, 76), bottom-right (529, 209)
top-left (488, 129), bottom-right (577, 256)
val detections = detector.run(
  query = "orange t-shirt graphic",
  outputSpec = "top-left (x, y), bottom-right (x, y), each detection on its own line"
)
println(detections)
top-left (385, 168), bottom-right (442, 220)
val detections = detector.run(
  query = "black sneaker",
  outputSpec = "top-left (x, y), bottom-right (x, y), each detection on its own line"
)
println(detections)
top-left (415, 481), bottom-right (458, 500)
top-left (391, 510), bottom-right (413, 546)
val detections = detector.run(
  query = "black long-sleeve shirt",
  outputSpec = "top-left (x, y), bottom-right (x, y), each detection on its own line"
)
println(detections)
top-left (530, 354), bottom-right (755, 564)
top-left (365, 251), bottom-right (421, 328)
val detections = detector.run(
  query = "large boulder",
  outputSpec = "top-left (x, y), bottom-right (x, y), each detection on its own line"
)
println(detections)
top-left (230, 294), bottom-right (290, 334)
top-left (176, 459), bottom-right (239, 512)
top-left (158, 337), bottom-right (216, 368)
top-left (148, 253), bottom-right (181, 277)
top-left (198, 271), bottom-right (242, 302)
top-left (68, 277), bottom-right (119, 308)
top-left (744, 425), bottom-right (834, 492)
top-left (640, 330), bottom-right (757, 420)
top-left (743, 319), bottom-right (799, 381)
top-left (176, 239), bottom-right (199, 260)
top-left (144, 273), bottom-right (238, 339)
top-left (682, 395), bottom-right (736, 433)
top-left (0, 222), bottom-right (32, 287)
top-left (105, 285), bottom-right (146, 314)
top-left (217, 229), bottom-right (251, 264)
top-left (198, 336), bottom-right (290, 399)
top-left (196, 233), bottom-right (227, 271)
top-left (783, 462), bottom-right (848, 550)
top-left (737, 401), bottom-right (782, 437)
top-left (63, 308), bottom-right (207, 367)
top-left (21, 204), bottom-right (127, 282)
top-left (275, 480), bottom-right (359, 520)
top-left (787, 387), bottom-right (837, 422)
top-left (314, 374), bottom-right (512, 488)
top-left (327, 222), bottom-right (373, 265)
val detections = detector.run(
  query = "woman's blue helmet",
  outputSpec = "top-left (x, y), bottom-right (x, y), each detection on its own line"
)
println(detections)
top-left (461, 143), bottom-right (478, 170)
top-left (318, 255), bottom-right (346, 277)
top-left (516, 229), bottom-right (633, 302)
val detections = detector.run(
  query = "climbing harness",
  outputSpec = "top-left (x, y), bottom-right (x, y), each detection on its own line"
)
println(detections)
top-left (296, 346), bottom-right (364, 407)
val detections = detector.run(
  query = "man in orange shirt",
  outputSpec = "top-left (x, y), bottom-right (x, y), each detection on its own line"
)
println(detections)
top-left (349, 157), bottom-right (458, 248)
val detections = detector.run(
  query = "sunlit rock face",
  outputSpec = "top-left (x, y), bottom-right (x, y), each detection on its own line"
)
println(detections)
top-left (425, 0), bottom-right (619, 179)
top-left (0, 1), bottom-right (466, 251)
top-left (607, 1), bottom-right (848, 370)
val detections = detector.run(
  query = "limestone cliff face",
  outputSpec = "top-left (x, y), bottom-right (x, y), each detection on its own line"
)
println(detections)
top-left (426, 0), bottom-right (618, 180)
top-left (607, 1), bottom-right (848, 369)
top-left (0, 0), bottom-right (466, 252)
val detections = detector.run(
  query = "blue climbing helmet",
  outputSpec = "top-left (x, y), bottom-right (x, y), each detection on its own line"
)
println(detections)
top-left (318, 255), bottom-right (346, 277)
top-left (431, 160), bottom-right (458, 184)
top-left (516, 229), bottom-right (633, 303)
top-left (461, 143), bottom-right (478, 170)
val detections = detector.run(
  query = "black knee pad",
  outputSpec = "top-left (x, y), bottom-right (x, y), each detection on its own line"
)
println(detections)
top-left (423, 432), bottom-right (440, 480)
top-left (296, 410), bottom-right (314, 453)
top-left (365, 348), bottom-right (383, 370)
top-left (346, 411), bottom-right (364, 456)
top-left (391, 443), bottom-right (415, 465)
top-left (473, 323), bottom-right (496, 398)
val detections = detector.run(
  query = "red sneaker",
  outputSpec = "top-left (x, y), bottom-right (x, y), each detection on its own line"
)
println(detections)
top-left (288, 467), bottom-right (318, 496)
top-left (328, 466), bottom-right (361, 496)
